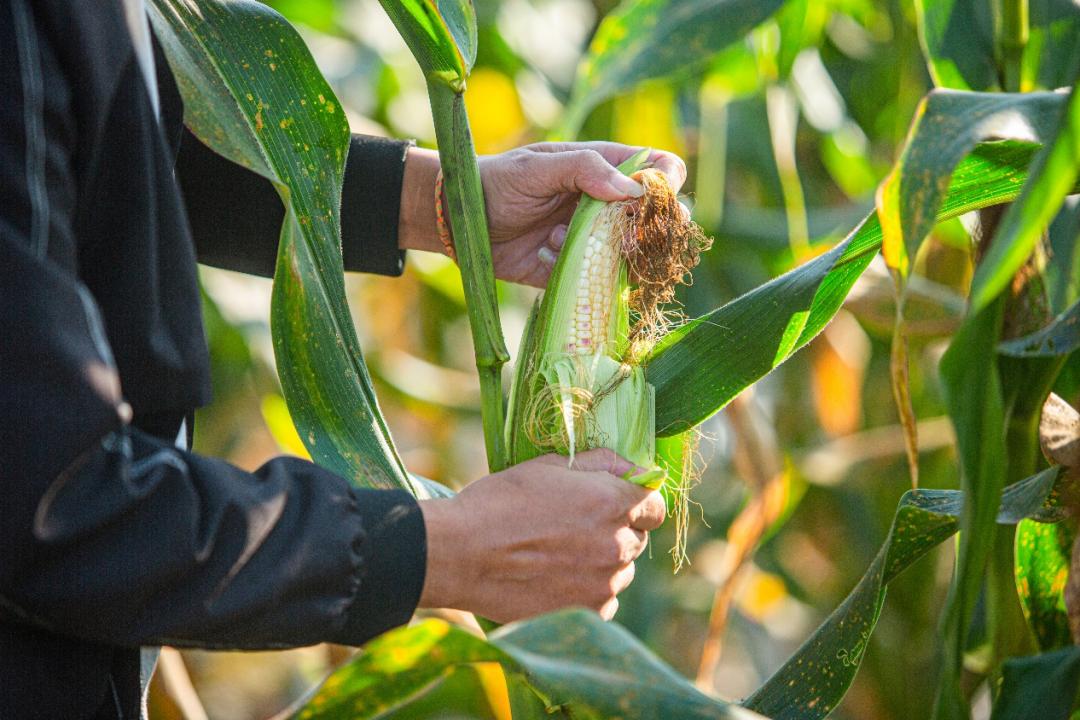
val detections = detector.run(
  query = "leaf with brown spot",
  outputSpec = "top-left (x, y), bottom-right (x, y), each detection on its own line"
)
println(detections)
top-left (647, 140), bottom-right (1080, 435)
top-left (149, 0), bottom-right (448, 498)
top-left (744, 466), bottom-right (1066, 720)
top-left (296, 612), bottom-right (766, 719)
top-left (876, 90), bottom-right (1068, 279)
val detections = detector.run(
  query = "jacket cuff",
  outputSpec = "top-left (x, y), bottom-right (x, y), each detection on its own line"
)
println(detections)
top-left (335, 487), bottom-right (426, 645)
top-left (341, 135), bottom-right (412, 277)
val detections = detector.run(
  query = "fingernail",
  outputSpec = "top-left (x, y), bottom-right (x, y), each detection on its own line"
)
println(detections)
top-left (538, 246), bottom-right (557, 265)
top-left (611, 174), bottom-right (644, 198)
top-left (678, 201), bottom-right (691, 220)
top-left (552, 225), bottom-right (567, 248)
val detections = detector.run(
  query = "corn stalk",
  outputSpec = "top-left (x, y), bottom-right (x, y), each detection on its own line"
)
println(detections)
top-left (377, 1), bottom-right (510, 472)
top-left (427, 80), bottom-right (510, 472)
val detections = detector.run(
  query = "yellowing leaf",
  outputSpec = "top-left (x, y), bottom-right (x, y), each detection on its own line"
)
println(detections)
top-left (261, 394), bottom-right (312, 460)
top-left (613, 83), bottom-right (686, 158)
top-left (464, 68), bottom-right (527, 154)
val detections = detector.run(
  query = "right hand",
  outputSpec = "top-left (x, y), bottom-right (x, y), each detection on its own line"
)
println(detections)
top-left (417, 449), bottom-right (666, 623)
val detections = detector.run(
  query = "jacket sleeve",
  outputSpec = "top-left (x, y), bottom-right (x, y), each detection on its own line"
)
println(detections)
top-left (177, 128), bottom-right (411, 279)
top-left (0, 232), bottom-right (426, 649)
top-left (0, 12), bottom-right (425, 649)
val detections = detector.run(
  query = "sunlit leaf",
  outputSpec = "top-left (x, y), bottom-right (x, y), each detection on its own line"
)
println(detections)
top-left (989, 646), bottom-right (1080, 720)
top-left (261, 394), bottom-right (312, 459)
top-left (560, 0), bottom-right (785, 135)
top-left (970, 80), bottom-right (1080, 311)
top-left (744, 467), bottom-right (1064, 720)
top-left (1015, 518), bottom-right (1075, 650)
top-left (149, 0), bottom-right (424, 495)
top-left (296, 610), bottom-right (765, 719)
top-left (914, 0), bottom-right (998, 91)
top-left (915, 0), bottom-right (1080, 92)
top-left (876, 90), bottom-right (1067, 276)
top-left (648, 140), bottom-right (1080, 435)
top-left (1022, 0), bottom-right (1080, 91)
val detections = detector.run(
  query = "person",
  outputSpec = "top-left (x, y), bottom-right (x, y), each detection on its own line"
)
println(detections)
top-left (0, 1), bottom-right (684, 718)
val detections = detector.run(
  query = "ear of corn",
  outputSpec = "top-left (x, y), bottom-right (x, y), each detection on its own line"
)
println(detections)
top-left (506, 149), bottom-right (710, 564)
top-left (507, 148), bottom-right (706, 495)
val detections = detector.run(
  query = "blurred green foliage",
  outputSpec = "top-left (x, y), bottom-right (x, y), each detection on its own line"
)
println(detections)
top-left (176, 0), bottom-right (1080, 718)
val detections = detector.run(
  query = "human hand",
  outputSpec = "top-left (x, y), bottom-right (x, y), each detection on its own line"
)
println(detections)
top-left (478, 142), bottom-right (688, 287)
top-left (397, 144), bottom-right (687, 288)
top-left (417, 449), bottom-right (666, 623)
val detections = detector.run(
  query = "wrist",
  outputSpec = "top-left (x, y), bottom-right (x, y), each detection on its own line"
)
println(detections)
top-left (398, 146), bottom-right (444, 254)
top-left (417, 496), bottom-right (471, 610)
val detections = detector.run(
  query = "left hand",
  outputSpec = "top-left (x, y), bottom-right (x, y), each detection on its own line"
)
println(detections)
top-left (398, 143), bottom-right (687, 288)
top-left (479, 142), bottom-right (687, 287)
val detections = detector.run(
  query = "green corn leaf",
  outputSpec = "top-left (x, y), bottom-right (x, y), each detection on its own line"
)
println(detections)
top-left (743, 466), bottom-right (1064, 720)
top-left (292, 468), bottom-right (1066, 720)
top-left (990, 646), bottom-right (1080, 720)
top-left (1023, 0), bottom-right (1080, 91)
top-left (647, 140), bottom-right (1080, 436)
top-left (876, 90), bottom-right (1067, 277)
top-left (970, 80), bottom-right (1080, 312)
top-left (559, 0), bottom-right (785, 136)
top-left (999, 298), bottom-right (1080, 357)
top-left (914, 0), bottom-right (998, 91)
top-left (1015, 518), bottom-right (1076, 651)
top-left (376, 0), bottom-right (477, 89)
top-left (295, 609), bottom-right (764, 720)
top-left (149, 0), bottom-right (427, 496)
top-left (916, 0), bottom-right (1080, 93)
top-left (933, 299), bottom-right (1007, 720)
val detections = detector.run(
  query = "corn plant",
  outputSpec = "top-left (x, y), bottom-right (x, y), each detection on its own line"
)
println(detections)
top-left (154, 0), bottom-right (1080, 717)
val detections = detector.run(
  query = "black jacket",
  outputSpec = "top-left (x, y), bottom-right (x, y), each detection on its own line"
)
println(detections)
top-left (0, 1), bottom-right (427, 718)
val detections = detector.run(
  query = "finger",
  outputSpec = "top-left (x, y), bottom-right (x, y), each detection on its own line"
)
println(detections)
top-left (599, 596), bottom-right (619, 621)
top-left (526, 142), bottom-right (688, 193)
top-left (614, 526), bottom-right (648, 564)
top-left (537, 246), bottom-right (557, 267)
top-left (570, 448), bottom-right (639, 477)
top-left (647, 149), bottom-right (688, 192)
top-left (628, 490), bottom-right (666, 531)
top-left (524, 141), bottom-right (644, 166)
top-left (612, 561), bottom-right (637, 595)
top-left (528, 150), bottom-right (644, 202)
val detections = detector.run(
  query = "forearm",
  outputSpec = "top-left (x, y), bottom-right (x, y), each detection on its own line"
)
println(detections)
top-left (397, 146), bottom-right (445, 255)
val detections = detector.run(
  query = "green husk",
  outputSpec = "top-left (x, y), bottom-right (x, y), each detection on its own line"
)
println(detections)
top-left (505, 149), bottom-right (713, 564)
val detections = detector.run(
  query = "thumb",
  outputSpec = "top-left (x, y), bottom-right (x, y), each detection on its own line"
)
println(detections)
top-left (570, 448), bottom-right (639, 477)
top-left (530, 150), bottom-right (644, 201)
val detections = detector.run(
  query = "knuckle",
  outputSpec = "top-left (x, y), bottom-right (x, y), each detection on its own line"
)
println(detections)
top-left (590, 582), bottom-right (615, 608)
top-left (580, 150), bottom-right (610, 177)
top-left (512, 151), bottom-right (532, 172)
top-left (593, 448), bottom-right (619, 473)
top-left (580, 485), bottom-right (608, 515)
top-left (610, 538), bottom-right (628, 565)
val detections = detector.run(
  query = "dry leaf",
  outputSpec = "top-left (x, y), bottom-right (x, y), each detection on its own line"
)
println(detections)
top-left (1040, 393), bottom-right (1080, 468)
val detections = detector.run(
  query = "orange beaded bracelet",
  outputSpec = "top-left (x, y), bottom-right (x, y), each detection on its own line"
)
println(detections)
top-left (433, 169), bottom-right (456, 261)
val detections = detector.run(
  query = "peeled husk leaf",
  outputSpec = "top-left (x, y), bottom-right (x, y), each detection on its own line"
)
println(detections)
top-left (1041, 393), bottom-right (1080, 643)
top-left (1041, 392), bottom-right (1080, 469)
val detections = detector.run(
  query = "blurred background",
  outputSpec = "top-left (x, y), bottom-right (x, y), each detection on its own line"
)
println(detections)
top-left (150, 0), bottom-right (1077, 717)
